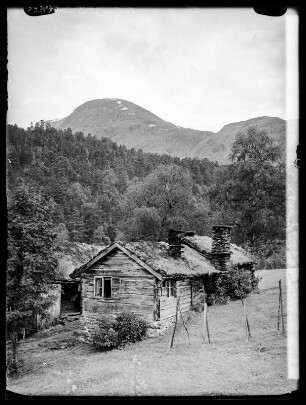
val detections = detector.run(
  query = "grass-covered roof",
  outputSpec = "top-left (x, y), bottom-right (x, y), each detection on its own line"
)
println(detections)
top-left (123, 241), bottom-right (217, 278)
top-left (70, 240), bottom-right (219, 279)
top-left (182, 235), bottom-right (254, 266)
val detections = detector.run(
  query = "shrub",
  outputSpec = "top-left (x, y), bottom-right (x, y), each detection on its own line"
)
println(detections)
top-left (115, 312), bottom-right (148, 346)
top-left (225, 269), bottom-right (261, 299)
top-left (206, 273), bottom-right (230, 305)
top-left (6, 348), bottom-right (20, 376)
top-left (206, 291), bottom-right (230, 306)
top-left (92, 315), bottom-right (118, 351)
top-left (206, 269), bottom-right (261, 305)
top-left (92, 312), bottom-right (148, 351)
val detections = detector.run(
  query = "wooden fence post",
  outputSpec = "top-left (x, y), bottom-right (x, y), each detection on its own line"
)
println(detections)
top-left (277, 282), bottom-right (281, 334)
top-left (178, 304), bottom-right (191, 344)
top-left (233, 279), bottom-right (251, 342)
top-left (241, 298), bottom-right (251, 342)
top-left (169, 296), bottom-right (180, 349)
top-left (277, 279), bottom-right (285, 335)
top-left (202, 287), bottom-right (211, 343)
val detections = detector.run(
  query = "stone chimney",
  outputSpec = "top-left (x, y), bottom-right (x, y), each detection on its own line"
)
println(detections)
top-left (210, 225), bottom-right (232, 271)
top-left (168, 229), bottom-right (184, 258)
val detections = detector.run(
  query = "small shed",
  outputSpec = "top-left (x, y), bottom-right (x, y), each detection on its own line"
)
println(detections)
top-left (35, 243), bottom-right (102, 330)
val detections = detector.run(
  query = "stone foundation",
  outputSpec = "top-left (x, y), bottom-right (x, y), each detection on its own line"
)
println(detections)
top-left (79, 310), bottom-right (195, 342)
top-left (145, 318), bottom-right (174, 338)
top-left (78, 313), bottom-right (117, 343)
top-left (145, 310), bottom-right (196, 338)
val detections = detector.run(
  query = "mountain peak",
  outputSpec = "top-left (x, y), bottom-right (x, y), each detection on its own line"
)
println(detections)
top-left (49, 100), bottom-right (286, 163)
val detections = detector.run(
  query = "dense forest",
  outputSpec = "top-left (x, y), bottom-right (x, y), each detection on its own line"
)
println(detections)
top-left (7, 121), bottom-right (286, 268)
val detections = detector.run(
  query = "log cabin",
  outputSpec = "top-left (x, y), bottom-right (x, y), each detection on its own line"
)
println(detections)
top-left (69, 226), bottom-right (255, 327)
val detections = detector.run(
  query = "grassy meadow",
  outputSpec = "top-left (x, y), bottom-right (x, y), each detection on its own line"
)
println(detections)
top-left (7, 280), bottom-right (298, 397)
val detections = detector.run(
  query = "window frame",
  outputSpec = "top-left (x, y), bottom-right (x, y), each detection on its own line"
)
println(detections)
top-left (94, 276), bottom-right (120, 299)
top-left (162, 279), bottom-right (177, 298)
top-left (94, 276), bottom-right (104, 298)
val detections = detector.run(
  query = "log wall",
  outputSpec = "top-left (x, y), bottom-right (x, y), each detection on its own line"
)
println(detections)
top-left (158, 279), bottom-right (191, 320)
top-left (81, 248), bottom-right (156, 322)
top-left (191, 278), bottom-right (204, 306)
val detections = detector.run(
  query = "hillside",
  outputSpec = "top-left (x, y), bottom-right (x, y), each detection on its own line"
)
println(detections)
top-left (49, 99), bottom-right (286, 163)
top-left (7, 121), bottom-right (286, 263)
top-left (7, 281), bottom-right (297, 396)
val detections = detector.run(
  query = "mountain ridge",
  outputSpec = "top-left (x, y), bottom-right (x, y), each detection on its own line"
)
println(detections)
top-left (48, 99), bottom-right (286, 163)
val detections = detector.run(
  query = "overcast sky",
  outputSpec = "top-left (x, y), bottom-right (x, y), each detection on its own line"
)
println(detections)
top-left (7, 7), bottom-right (293, 132)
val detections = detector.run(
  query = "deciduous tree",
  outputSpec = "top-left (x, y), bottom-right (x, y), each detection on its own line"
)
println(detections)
top-left (210, 126), bottom-right (285, 257)
top-left (7, 182), bottom-right (58, 370)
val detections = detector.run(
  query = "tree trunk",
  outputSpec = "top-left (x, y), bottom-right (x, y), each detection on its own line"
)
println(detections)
top-left (10, 328), bottom-right (19, 366)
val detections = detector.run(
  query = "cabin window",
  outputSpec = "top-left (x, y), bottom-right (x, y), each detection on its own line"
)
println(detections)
top-left (94, 277), bottom-right (121, 299)
top-left (104, 278), bottom-right (112, 298)
top-left (162, 279), bottom-right (177, 297)
top-left (95, 277), bottom-right (103, 297)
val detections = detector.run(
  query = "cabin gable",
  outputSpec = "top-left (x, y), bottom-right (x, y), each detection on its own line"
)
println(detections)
top-left (80, 247), bottom-right (157, 321)
top-left (84, 246), bottom-right (157, 278)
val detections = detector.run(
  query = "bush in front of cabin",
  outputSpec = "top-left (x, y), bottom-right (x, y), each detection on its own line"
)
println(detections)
top-left (115, 312), bottom-right (148, 347)
top-left (206, 269), bottom-right (261, 305)
top-left (92, 315), bottom-right (119, 350)
top-left (224, 268), bottom-right (261, 299)
top-left (206, 274), bottom-right (230, 305)
top-left (92, 312), bottom-right (148, 351)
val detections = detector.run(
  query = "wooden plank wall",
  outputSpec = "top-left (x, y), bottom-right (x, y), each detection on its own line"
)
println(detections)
top-left (191, 278), bottom-right (204, 306)
top-left (81, 249), bottom-right (156, 321)
top-left (159, 279), bottom-right (192, 320)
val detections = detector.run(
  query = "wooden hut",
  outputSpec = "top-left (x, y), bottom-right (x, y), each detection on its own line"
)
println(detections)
top-left (69, 237), bottom-right (218, 325)
top-left (69, 227), bottom-right (255, 335)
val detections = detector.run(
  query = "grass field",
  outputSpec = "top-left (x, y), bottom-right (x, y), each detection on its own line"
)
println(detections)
top-left (256, 268), bottom-right (286, 290)
top-left (6, 283), bottom-right (298, 397)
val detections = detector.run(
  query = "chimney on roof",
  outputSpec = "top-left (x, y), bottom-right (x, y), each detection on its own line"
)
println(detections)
top-left (210, 225), bottom-right (232, 271)
top-left (168, 229), bottom-right (184, 258)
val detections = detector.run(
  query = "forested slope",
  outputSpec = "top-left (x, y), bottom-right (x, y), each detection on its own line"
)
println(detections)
top-left (7, 122), bottom-right (286, 267)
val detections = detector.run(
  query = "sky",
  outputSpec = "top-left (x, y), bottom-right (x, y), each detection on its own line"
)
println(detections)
top-left (7, 7), bottom-right (295, 132)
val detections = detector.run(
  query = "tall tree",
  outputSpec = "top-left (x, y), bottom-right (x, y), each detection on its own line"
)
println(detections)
top-left (54, 223), bottom-right (70, 244)
top-left (124, 207), bottom-right (162, 241)
top-left (7, 182), bottom-right (58, 370)
top-left (121, 164), bottom-right (196, 240)
top-left (67, 207), bottom-right (85, 242)
top-left (82, 203), bottom-right (107, 243)
top-left (210, 126), bottom-right (285, 255)
top-left (92, 226), bottom-right (111, 245)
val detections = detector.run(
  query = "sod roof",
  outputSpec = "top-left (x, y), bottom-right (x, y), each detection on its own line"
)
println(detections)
top-left (70, 240), bottom-right (218, 280)
top-left (182, 235), bottom-right (255, 266)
